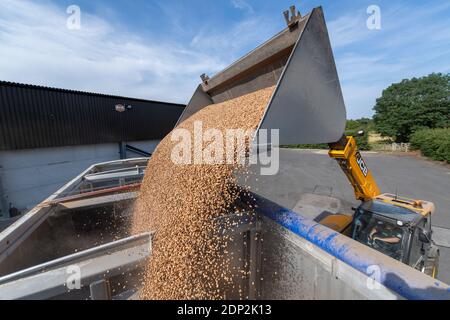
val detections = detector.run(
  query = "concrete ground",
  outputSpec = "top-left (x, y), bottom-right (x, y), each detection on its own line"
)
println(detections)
top-left (250, 148), bottom-right (450, 284)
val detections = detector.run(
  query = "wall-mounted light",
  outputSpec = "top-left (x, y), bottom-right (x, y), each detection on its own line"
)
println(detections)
top-left (115, 104), bottom-right (126, 113)
top-left (115, 104), bottom-right (133, 112)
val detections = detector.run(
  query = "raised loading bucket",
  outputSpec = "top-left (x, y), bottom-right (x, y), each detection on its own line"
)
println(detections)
top-left (178, 6), bottom-right (346, 145)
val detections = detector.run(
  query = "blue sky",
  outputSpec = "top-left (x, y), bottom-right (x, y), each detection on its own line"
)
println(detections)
top-left (0, 0), bottom-right (449, 119)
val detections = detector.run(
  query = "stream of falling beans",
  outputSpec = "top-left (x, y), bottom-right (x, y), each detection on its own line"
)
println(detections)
top-left (132, 86), bottom-right (274, 300)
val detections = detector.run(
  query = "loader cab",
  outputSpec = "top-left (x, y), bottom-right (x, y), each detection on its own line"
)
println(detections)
top-left (351, 198), bottom-right (437, 273)
top-left (351, 201), bottom-right (410, 262)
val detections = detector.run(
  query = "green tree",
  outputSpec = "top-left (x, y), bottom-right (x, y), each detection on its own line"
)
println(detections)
top-left (373, 73), bottom-right (450, 142)
top-left (410, 128), bottom-right (450, 163)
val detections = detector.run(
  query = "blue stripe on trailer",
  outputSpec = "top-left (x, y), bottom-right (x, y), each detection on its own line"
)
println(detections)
top-left (253, 193), bottom-right (450, 300)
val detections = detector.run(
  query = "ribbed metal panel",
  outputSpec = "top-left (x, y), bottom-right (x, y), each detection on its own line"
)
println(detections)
top-left (0, 81), bottom-right (185, 150)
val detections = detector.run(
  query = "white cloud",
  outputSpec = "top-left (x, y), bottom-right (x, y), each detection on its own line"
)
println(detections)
top-left (189, 15), bottom-right (278, 63)
top-left (231, 0), bottom-right (254, 14)
top-left (327, 13), bottom-right (370, 48)
top-left (0, 0), bottom-right (231, 103)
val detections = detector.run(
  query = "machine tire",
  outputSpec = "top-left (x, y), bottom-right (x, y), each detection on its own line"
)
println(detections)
top-left (423, 246), bottom-right (440, 278)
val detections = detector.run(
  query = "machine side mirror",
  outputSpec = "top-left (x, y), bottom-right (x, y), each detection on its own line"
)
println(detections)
top-left (418, 229), bottom-right (431, 244)
top-left (357, 130), bottom-right (365, 137)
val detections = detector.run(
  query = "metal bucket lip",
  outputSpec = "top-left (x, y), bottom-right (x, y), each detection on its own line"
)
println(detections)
top-left (176, 8), bottom-right (313, 127)
top-left (200, 12), bottom-right (312, 93)
top-left (179, 6), bottom-right (346, 145)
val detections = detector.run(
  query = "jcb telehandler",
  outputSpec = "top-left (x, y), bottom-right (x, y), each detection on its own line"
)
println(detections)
top-left (322, 134), bottom-right (440, 278)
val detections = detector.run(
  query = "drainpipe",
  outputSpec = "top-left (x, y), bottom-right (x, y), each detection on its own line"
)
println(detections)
top-left (118, 142), bottom-right (126, 160)
top-left (115, 103), bottom-right (129, 160)
top-left (0, 166), bottom-right (7, 218)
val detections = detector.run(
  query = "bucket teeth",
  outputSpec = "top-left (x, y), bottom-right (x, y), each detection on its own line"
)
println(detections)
top-left (284, 5), bottom-right (301, 28)
top-left (200, 74), bottom-right (210, 85)
top-left (283, 10), bottom-right (291, 25)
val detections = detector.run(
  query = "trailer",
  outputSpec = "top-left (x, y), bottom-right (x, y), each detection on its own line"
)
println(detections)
top-left (0, 158), bottom-right (448, 300)
top-left (0, 158), bottom-right (149, 300)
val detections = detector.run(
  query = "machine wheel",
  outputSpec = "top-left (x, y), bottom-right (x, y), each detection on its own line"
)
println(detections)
top-left (423, 246), bottom-right (440, 278)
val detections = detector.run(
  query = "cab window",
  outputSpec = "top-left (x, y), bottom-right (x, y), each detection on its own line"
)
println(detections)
top-left (409, 218), bottom-right (427, 268)
top-left (352, 210), bottom-right (405, 261)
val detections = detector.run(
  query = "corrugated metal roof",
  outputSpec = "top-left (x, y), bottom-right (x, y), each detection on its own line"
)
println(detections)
top-left (0, 81), bottom-right (185, 150)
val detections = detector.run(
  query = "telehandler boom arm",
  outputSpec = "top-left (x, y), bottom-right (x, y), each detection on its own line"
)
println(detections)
top-left (329, 135), bottom-right (381, 201)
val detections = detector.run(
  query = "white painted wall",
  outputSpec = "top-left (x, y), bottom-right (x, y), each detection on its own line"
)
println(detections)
top-left (0, 140), bottom-right (159, 217)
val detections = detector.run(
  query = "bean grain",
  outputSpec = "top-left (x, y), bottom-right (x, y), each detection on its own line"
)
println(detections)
top-left (132, 87), bottom-right (274, 300)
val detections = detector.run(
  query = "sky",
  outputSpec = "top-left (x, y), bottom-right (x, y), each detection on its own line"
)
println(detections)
top-left (0, 0), bottom-right (449, 119)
